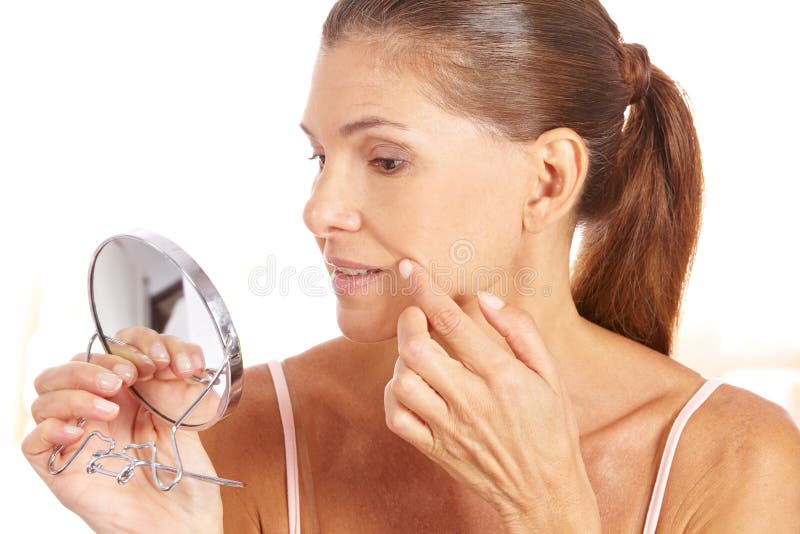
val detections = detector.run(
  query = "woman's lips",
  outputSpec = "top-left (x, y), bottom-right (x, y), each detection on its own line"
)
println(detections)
top-left (331, 268), bottom-right (387, 294)
top-left (324, 255), bottom-right (390, 271)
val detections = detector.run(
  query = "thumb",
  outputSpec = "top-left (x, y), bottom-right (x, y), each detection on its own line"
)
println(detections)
top-left (476, 291), bottom-right (560, 392)
top-left (21, 418), bottom-right (85, 479)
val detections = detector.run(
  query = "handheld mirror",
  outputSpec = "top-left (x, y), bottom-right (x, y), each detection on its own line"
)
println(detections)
top-left (48, 228), bottom-right (244, 490)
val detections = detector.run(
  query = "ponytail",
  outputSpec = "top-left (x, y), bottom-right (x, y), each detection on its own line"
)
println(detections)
top-left (570, 43), bottom-right (704, 356)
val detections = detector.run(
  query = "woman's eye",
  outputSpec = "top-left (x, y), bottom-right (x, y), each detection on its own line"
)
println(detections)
top-left (307, 154), bottom-right (405, 174)
top-left (371, 158), bottom-right (405, 174)
top-left (307, 153), bottom-right (325, 170)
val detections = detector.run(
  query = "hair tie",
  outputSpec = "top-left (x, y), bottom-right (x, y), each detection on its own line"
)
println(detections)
top-left (621, 42), bottom-right (652, 105)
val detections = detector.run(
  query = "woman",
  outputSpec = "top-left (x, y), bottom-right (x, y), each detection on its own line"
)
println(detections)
top-left (22, 1), bottom-right (800, 532)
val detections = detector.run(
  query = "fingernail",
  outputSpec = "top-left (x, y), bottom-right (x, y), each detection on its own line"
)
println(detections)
top-left (399, 259), bottom-right (414, 279)
top-left (93, 398), bottom-right (119, 415)
top-left (112, 364), bottom-right (134, 384)
top-left (63, 424), bottom-right (84, 437)
top-left (96, 371), bottom-right (123, 391)
top-left (478, 291), bottom-right (506, 310)
top-left (175, 353), bottom-right (193, 373)
top-left (148, 342), bottom-right (169, 364)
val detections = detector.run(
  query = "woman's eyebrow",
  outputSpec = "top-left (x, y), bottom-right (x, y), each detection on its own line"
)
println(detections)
top-left (299, 116), bottom-right (411, 140)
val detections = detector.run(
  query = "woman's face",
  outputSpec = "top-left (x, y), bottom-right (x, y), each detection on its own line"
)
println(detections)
top-left (301, 39), bottom-right (533, 343)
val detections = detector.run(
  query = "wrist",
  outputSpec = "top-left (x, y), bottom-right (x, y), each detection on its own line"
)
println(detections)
top-left (501, 485), bottom-right (601, 534)
top-left (503, 506), bottom-right (601, 534)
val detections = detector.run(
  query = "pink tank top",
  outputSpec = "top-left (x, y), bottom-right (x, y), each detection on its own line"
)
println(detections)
top-left (266, 359), bottom-right (723, 533)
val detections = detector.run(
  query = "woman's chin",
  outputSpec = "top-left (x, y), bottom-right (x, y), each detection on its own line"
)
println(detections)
top-left (336, 310), bottom-right (397, 343)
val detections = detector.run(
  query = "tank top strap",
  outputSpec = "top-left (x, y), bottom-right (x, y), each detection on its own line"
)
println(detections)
top-left (642, 377), bottom-right (725, 533)
top-left (266, 359), bottom-right (301, 534)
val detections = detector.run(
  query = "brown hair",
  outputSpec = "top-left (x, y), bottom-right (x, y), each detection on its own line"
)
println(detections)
top-left (321, 0), bottom-right (703, 356)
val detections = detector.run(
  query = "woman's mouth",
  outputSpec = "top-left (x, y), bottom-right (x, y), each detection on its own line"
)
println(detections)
top-left (331, 267), bottom-right (386, 294)
top-left (335, 266), bottom-right (383, 276)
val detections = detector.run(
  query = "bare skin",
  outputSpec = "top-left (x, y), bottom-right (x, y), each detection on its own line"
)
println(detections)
top-left (201, 39), bottom-right (800, 533)
top-left (24, 36), bottom-right (800, 533)
top-left (202, 337), bottom-right (800, 533)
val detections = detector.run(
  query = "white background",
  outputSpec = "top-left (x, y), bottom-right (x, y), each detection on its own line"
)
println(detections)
top-left (1, 1), bottom-right (798, 530)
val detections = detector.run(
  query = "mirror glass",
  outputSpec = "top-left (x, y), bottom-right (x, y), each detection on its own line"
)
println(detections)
top-left (88, 231), bottom-right (242, 430)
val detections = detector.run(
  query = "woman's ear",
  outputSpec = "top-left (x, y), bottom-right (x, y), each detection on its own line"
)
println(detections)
top-left (521, 127), bottom-right (589, 234)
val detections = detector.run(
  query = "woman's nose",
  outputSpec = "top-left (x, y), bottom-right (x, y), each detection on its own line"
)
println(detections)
top-left (302, 175), bottom-right (361, 238)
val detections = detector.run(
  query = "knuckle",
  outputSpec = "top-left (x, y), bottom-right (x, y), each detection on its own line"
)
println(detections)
top-left (399, 336), bottom-right (427, 365)
top-left (384, 404), bottom-right (395, 429)
top-left (32, 368), bottom-right (51, 394)
top-left (40, 418), bottom-right (66, 445)
top-left (393, 372), bottom-right (417, 398)
top-left (453, 400), bottom-right (478, 428)
top-left (186, 343), bottom-right (205, 364)
top-left (115, 326), bottom-right (155, 339)
top-left (443, 415), bottom-right (464, 453)
top-left (511, 313), bottom-right (540, 345)
top-left (516, 309), bottom-right (537, 330)
top-left (21, 426), bottom-right (42, 456)
top-left (162, 334), bottom-right (192, 357)
top-left (67, 391), bottom-right (91, 417)
top-left (504, 325), bottom-right (527, 351)
top-left (66, 362), bottom-right (91, 388)
top-left (115, 326), bottom-right (159, 353)
top-left (387, 408), bottom-right (409, 432)
top-left (160, 334), bottom-right (184, 347)
top-left (112, 327), bottom-right (134, 343)
top-left (38, 417), bottom-right (58, 435)
top-left (427, 434), bottom-right (441, 458)
top-left (430, 307), bottom-right (461, 337)
top-left (29, 396), bottom-right (45, 420)
top-left (68, 391), bottom-right (85, 411)
top-left (383, 379), bottom-right (392, 400)
top-left (33, 391), bottom-right (82, 422)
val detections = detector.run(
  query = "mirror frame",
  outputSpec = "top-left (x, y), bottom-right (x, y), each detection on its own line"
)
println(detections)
top-left (87, 228), bottom-right (243, 431)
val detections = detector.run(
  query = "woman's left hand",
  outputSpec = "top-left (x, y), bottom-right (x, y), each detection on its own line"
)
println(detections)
top-left (384, 259), bottom-right (601, 533)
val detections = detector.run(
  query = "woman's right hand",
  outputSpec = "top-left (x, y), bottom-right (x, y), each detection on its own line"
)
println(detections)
top-left (21, 328), bottom-right (224, 534)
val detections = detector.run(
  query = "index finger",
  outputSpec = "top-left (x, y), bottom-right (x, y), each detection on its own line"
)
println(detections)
top-left (114, 327), bottom-right (204, 378)
top-left (399, 258), bottom-right (507, 375)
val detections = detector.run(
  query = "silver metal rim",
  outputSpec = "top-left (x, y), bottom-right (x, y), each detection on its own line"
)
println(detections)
top-left (87, 228), bottom-right (243, 431)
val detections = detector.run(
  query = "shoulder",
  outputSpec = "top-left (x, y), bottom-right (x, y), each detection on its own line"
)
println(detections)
top-left (668, 382), bottom-right (800, 531)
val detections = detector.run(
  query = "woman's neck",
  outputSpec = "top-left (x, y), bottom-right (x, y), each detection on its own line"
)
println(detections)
top-left (351, 285), bottom-right (617, 432)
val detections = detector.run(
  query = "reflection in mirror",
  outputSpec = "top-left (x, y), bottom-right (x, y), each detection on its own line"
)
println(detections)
top-left (90, 236), bottom-right (232, 429)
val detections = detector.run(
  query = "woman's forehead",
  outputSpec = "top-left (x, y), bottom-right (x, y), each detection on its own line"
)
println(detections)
top-left (302, 41), bottom-right (507, 148)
